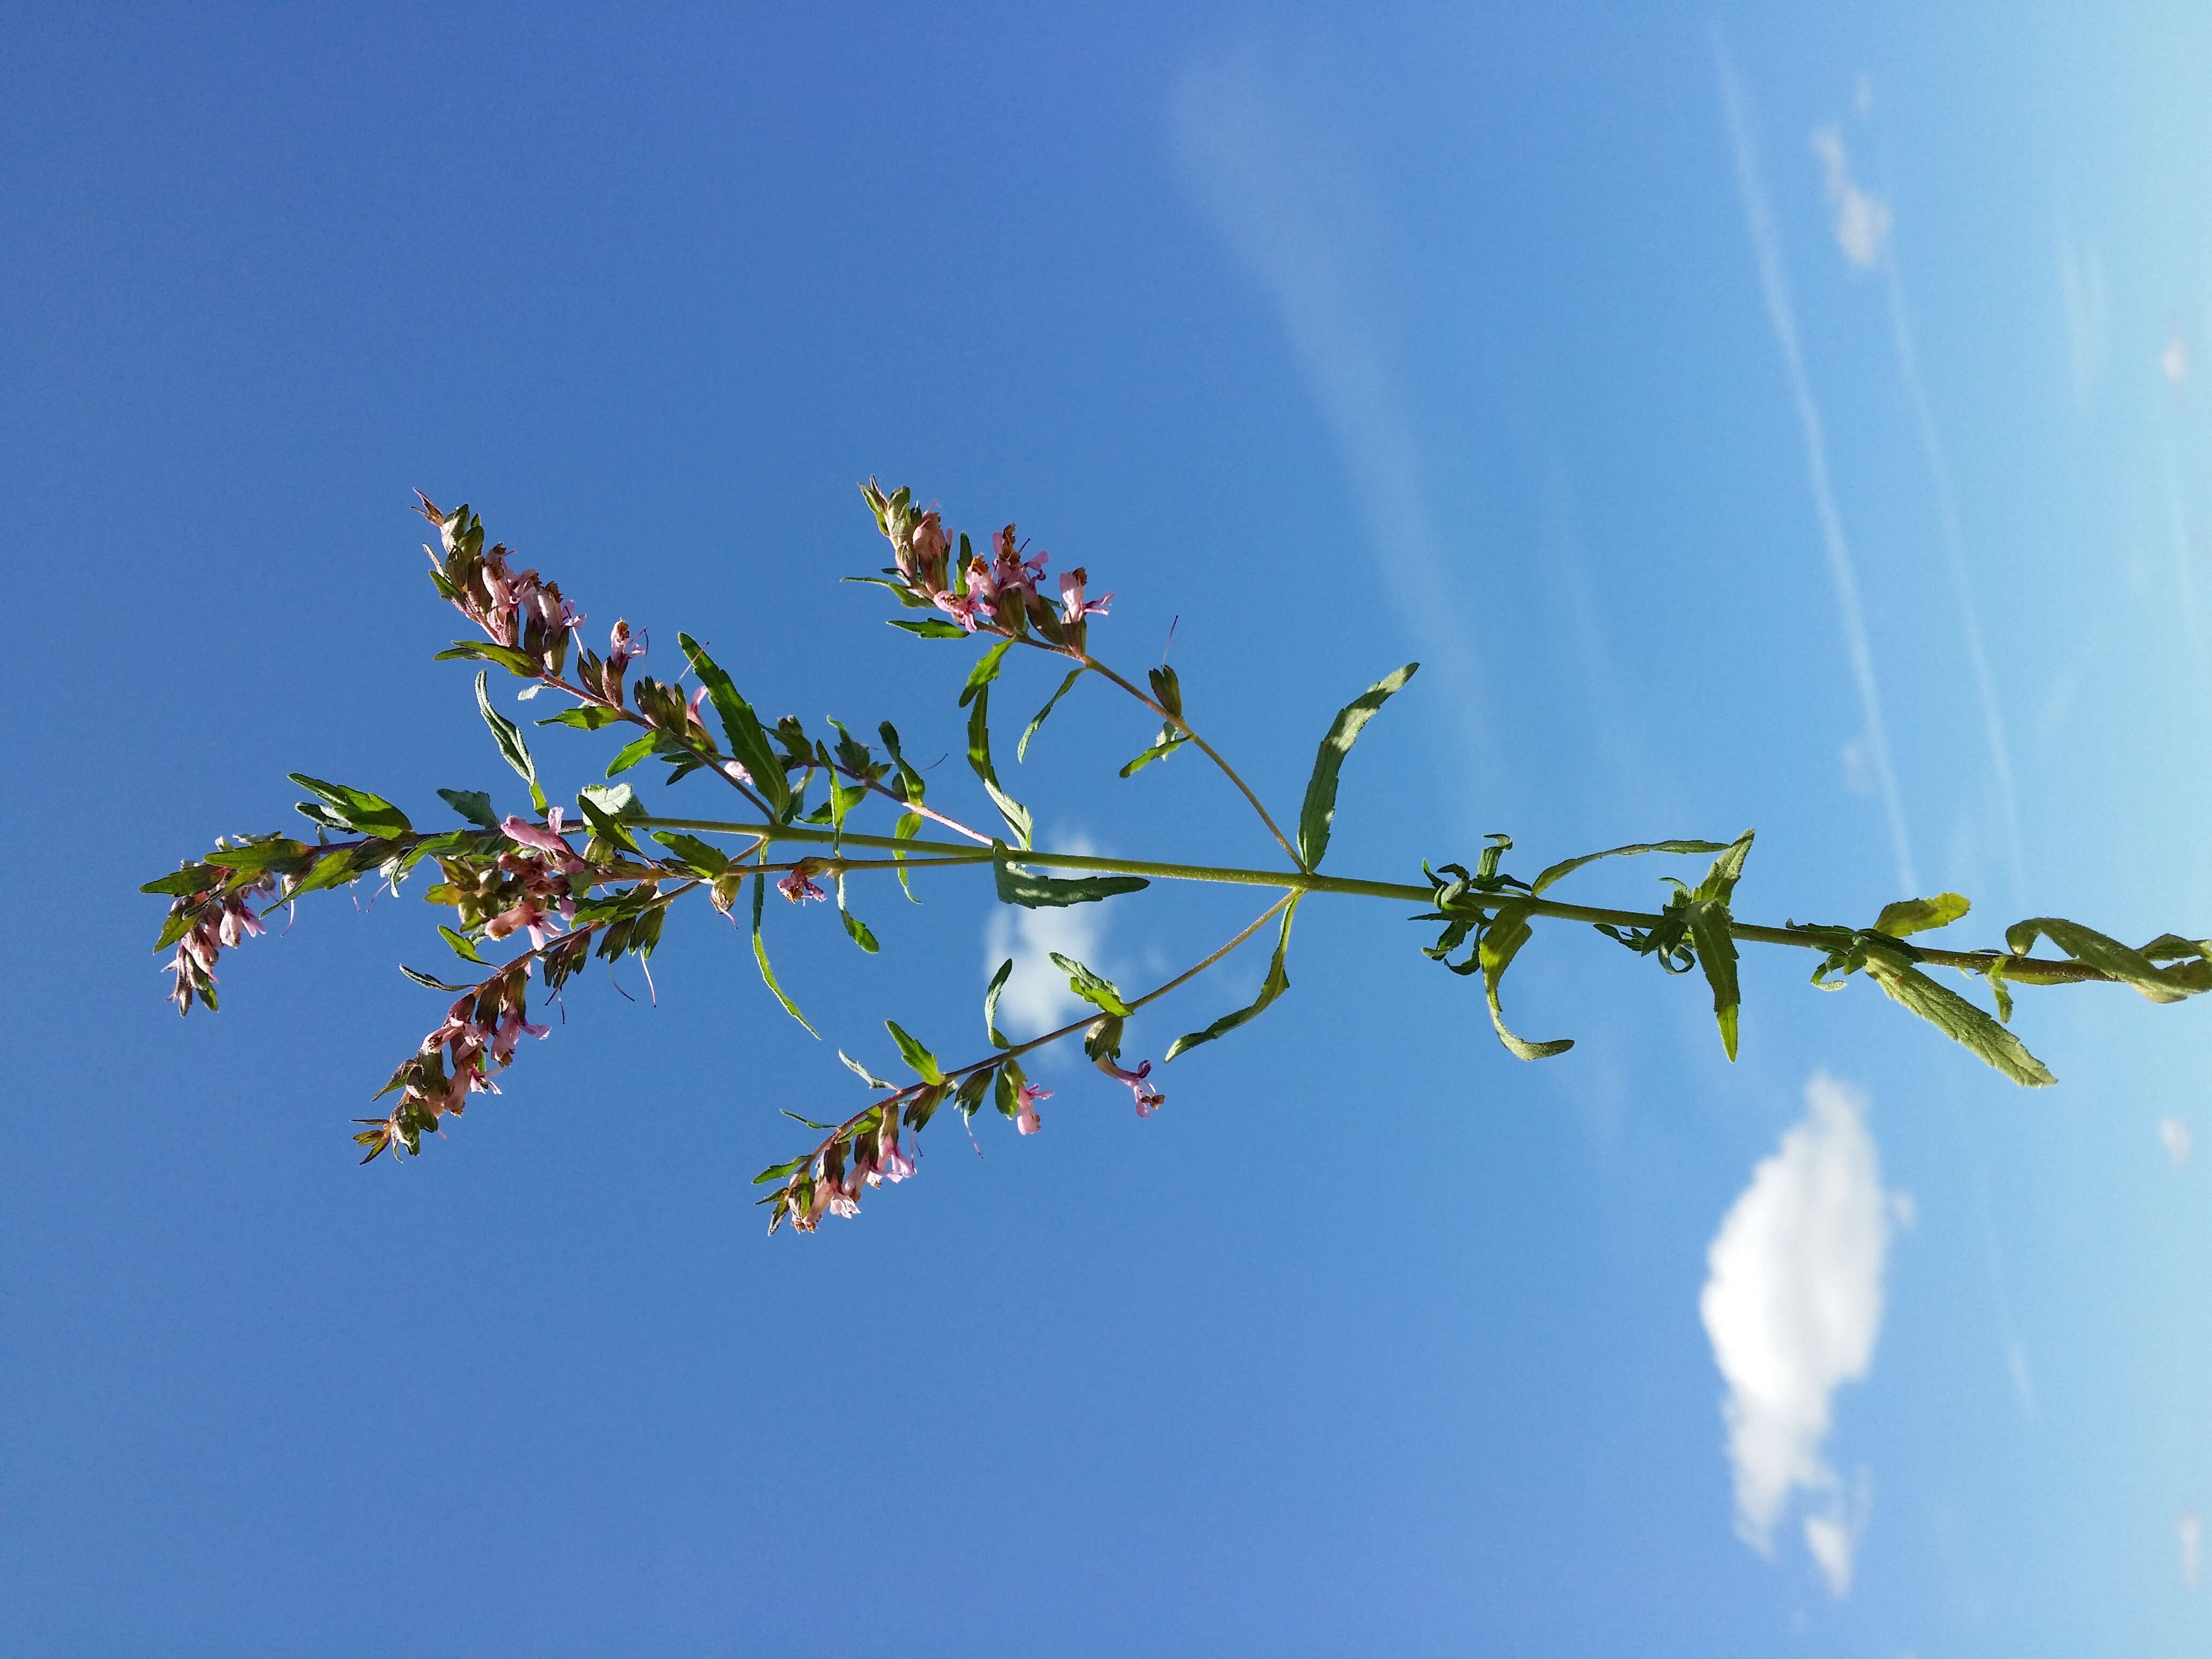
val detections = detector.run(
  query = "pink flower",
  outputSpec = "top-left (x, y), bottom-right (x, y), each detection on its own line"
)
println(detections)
top-left (1059, 569), bottom-right (1112, 624)
top-left (777, 864), bottom-right (826, 905)
top-left (501, 813), bottom-right (573, 857)
top-left (931, 588), bottom-right (984, 632)
top-left (687, 684), bottom-right (712, 733)
top-left (876, 1134), bottom-right (917, 1184)
top-left (1015, 1081), bottom-right (1052, 1135)
top-left (607, 619), bottom-right (646, 672)
top-left (1099, 1058), bottom-right (1163, 1117)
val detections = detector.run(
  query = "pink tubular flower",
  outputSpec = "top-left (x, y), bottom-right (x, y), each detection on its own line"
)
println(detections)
top-left (607, 619), bottom-right (646, 673)
top-left (1015, 1081), bottom-right (1052, 1135)
top-left (501, 809), bottom-right (574, 856)
top-left (1058, 567), bottom-right (1112, 624)
top-left (1099, 1058), bottom-right (1163, 1118)
top-left (686, 684), bottom-right (712, 733)
top-left (930, 588), bottom-right (984, 632)
top-left (777, 864), bottom-right (826, 905)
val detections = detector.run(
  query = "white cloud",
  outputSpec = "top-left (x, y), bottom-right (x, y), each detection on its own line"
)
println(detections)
top-left (2162, 1116), bottom-right (2193, 1168)
top-left (983, 836), bottom-right (1107, 1037)
top-left (1811, 127), bottom-right (1892, 271)
top-left (2182, 1509), bottom-right (2202, 1589)
top-left (1701, 1073), bottom-right (1892, 1597)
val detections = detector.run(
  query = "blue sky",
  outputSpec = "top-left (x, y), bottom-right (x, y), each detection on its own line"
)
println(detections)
top-left (9, 4), bottom-right (2212, 1652)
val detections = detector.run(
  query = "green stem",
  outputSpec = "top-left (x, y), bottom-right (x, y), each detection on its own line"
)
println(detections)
top-left (1059, 648), bottom-right (1302, 868)
top-left (639, 814), bottom-right (2125, 988)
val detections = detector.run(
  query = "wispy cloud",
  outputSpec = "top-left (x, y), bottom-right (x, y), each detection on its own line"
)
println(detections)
top-left (983, 836), bottom-right (1107, 1038)
top-left (1810, 127), bottom-right (1892, 271)
top-left (1875, 218), bottom-right (2029, 901)
top-left (1714, 40), bottom-right (1917, 891)
top-left (2162, 1116), bottom-right (2193, 1168)
top-left (1701, 1073), bottom-right (1892, 1598)
top-left (1169, 51), bottom-right (1505, 807)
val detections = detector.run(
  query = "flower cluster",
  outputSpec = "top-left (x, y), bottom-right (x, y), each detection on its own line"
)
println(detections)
top-left (354, 963), bottom-right (550, 1163)
top-left (765, 1099), bottom-right (921, 1233)
top-left (862, 481), bottom-right (1114, 652)
top-left (159, 869), bottom-right (275, 1015)
top-left (419, 494), bottom-right (582, 675)
top-left (422, 814), bottom-right (588, 946)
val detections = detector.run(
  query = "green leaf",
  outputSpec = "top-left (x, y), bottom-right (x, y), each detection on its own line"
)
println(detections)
top-left (1117, 733), bottom-right (1189, 778)
top-left (1874, 893), bottom-right (1972, 938)
top-left (1048, 952), bottom-right (1133, 1017)
top-left (993, 1059), bottom-right (1026, 1120)
top-left (838, 1050), bottom-right (897, 1090)
top-left (1295, 662), bottom-right (1419, 871)
top-left (1477, 901), bottom-right (1574, 1060)
top-left (952, 1067), bottom-right (995, 1120)
top-left (577, 783), bottom-right (643, 821)
top-left (287, 774), bottom-right (413, 839)
top-left (437, 788), bottom-right (499, 829)
top-left (536, 704), bottom-right (627, 730)
top-left (1530, 840), bottom-right (1732, 895)
top-left (993, 844), bottom-right (1149, 909)
top-left (650, 831), bottom-right (727, 875)
top-left (1018, 667), bottom-right (1086, 761)
top-left (1147, 663), bottom-right (1184, 720)
top-left (435, 640), bottom-right (542, 676)
top-left (2005, 916), bottom-right (2203, 1004)
top-left (888, 617), bottom-right (972, 640)
top-left (749, 870), bottom-right (817, 1036)
top-left (439, 925), bottom-right (488, 965)
top-left (605, 733), bottom-right (660, 776)
top-left (892, 811), bottom-right (923, 903)
top-left (964, 684), bottom-right (1033, 847)
top-left (1685, 899), bottom-right (1741, 1060)
top-left (140, 864), bottom-right (221, 896)
top-left (293, 846), bottom-right (361, 894)
top-left (1983, 954), bottom-right (2014, 1023)
top-left (1692, 829), bottom-right (1755, 906)
top-left (884, 1019), bottom-right (945, 1085)
top-left (1863, 951), bottom-right (2056, 1085)
top-left (984, 956), bottom-right (1015, 1048)
top-left (959, 638), bottom-right (1015, 707)
top-left (472, 671), bottom-right (546, 815)
top-left (752, 1156), bottom-right (809, 1185)
top-left (1167, 899), bottom-right (1298, 1060)
top-left (835, 874), bottom-right (878, 953)
top-left (678, 634), bottom-right (789, 815)
top-left (400, 965), bottom-right (475, 992)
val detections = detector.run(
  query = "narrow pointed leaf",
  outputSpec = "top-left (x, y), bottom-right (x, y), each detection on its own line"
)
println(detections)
top-left (959, 638), bottom-right (1015, 707)
top-left (470, 671), bottom-right (547, 814)
top-left (1167, 899), bottom-right (1299, 1060)
top-left (984, 956), bottom-right (1015, 1048)
top-left (439, 925), bottom-right (487, 965)
top-left (1018, 667), bottom-right (1086, 761)
top-left (749, 870), bottom-right (817, 1036)
top-left (835, 874), bottom-right (877, 952)
top-left (1691, 829), bottom-right (1755, 906)
top-left (992, 845), bottom-right (1148, 908)
top-left (838, 1050), bottom-right (897, 1090)
top-left (1477, 900), bottom-right (1573, 1060)
top-left (1296, 662), bottom-right (1418, 870)
top-left (288, 774), bottom-right (413, 839)
top-left (677, 634), bottom-right (788, 814)
top-left (1685, 899), bottom-right (1741, 1060)
top-left (965, 684), bottom-right (1032, 846)
top-left (884, 1020), bottom-right (944, 1085)
top-left (1865, 957), bottom-right (2056, 1085)
top-left (1530, 839), bottom-right (1731, 895)
top-left (436, 788), bottom-right (499, 829)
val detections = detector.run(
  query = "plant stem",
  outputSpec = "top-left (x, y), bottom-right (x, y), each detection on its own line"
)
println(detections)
top-left (639, 814), bottom-right (2126, 988)
top-left (1036, 642), bottom-right (1302, 868)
